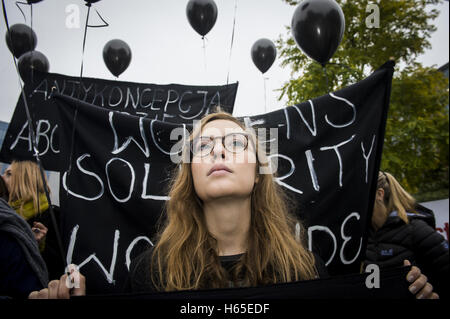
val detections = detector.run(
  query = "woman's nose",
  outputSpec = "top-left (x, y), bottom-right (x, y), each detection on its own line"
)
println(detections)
top-left (211, 139), bottom-right (226, 159)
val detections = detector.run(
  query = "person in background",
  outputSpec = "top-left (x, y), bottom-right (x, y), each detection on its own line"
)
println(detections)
top-left (0, 175), bottom-right (48, 298)
top-left (2, 160), bottom-right (64, 281)
top-left (365, 171), bottom-right (448, 298)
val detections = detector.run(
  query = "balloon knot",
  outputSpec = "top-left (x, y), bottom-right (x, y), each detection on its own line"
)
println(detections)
top-left (85, 3), bottom-right (92, 7)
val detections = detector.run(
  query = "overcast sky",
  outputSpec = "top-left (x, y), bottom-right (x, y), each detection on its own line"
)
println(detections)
top-left (0, 0), bottom-right (448, 123)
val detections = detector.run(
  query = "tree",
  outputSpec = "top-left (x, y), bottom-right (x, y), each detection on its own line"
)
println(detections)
top-left (277, 0), bottom-right (449, 200)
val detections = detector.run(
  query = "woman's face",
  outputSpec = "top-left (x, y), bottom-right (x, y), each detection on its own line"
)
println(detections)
top-left (2, 165), bottom-right (13, 192)
top-left (191, 119), bottom-right (258, 203)
top-left (372, 188), bottom-right (387, 229)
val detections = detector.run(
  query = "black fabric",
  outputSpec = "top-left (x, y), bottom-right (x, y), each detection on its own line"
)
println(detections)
top-left (27, 205), bottom-right (65, 281)
top-left (0, 71), bottom-right (239, 169)
top-left (364, 206), bottom-right (449, 298)
top-left (0, 198), bottom-right (48, 289)
top-left (0, 231), bottom-right (44, 299)
top-left (123, 248), bottom-right (330, 294)
top-left (51, 61), bottom-right (394, 294)
top-left (82, 264), bottom-right (412, 300)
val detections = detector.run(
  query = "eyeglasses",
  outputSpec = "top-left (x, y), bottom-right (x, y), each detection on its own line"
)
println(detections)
top-left (191, 133), bottom-right (250, 157)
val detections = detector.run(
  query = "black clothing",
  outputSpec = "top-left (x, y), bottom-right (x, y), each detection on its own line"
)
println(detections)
top-left (124, 248), bottom-right (329, 293)
top-left (0, 198), bottom-right (48, 298)
top-left (364, 205), bottom-right (449, 298)
top-left (27, 205), bottom-right (65, 281)
top-left (0, 231), bottom-right (44, 298)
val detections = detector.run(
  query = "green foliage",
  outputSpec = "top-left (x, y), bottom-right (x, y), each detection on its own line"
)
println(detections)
top-left (277, 0), bottom-right (449, 200)
top-left (383, 65), bottom-right (449, 196)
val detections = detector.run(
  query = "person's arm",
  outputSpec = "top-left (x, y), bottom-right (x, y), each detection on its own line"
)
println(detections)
top-left (411, 219), bottom-right (449, 298)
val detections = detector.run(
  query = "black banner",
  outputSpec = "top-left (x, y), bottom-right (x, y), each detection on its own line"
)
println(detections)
top-left (83, 265), bottom-right (412, 300)
top-left (0, 71), bottom-right (238, 169)
top-left (52, 61), bottom-right (394, 294)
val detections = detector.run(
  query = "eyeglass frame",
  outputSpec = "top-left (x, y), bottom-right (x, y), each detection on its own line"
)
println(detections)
top-left (191, 132), bottom-right (253, 158)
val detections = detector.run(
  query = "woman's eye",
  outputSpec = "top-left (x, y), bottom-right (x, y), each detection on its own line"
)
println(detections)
top-left (232, 140), bottom-right (243, 147)
top-left (200, 142), bottom-right (210, 150)
top-left (194, 140), bottom-right (210, 152)
top-left (231, 136), bottom-right (246, 147)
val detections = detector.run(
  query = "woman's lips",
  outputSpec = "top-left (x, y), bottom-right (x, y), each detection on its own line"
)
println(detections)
top-left (209, 169), bottom-right (232, 176)
top-left (207, 164), bottom-right (233, 176)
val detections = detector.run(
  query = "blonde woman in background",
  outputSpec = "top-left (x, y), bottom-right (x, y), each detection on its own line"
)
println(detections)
top-left (2, 160), bottom-right (64, 280)
top-left (365, 171), bottom-right (448, 299)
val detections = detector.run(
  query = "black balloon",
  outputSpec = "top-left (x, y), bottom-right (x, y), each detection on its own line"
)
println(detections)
top-left (103, 39), bottom-right (132, 77)
top-left (186, 0), bottom-right (218, 37)
top-left (26, 0), bottom-right (44, 3)
top-left (18, 51), bottom-right (49, 82)
top-left (291, 0), bottom-right (345, 66)
top-left (251, 38), bottom-right (277, 74)
top-left (84, 0), bottom-right (101, 6)
top-left (5, 24), bottom-right (37, 59)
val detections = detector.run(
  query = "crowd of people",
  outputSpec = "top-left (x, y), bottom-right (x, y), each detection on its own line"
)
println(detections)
top-left (0, 112), bottom-right (448, 299)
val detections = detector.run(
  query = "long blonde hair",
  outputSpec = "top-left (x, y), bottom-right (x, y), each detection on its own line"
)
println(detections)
top-left (151, 112), bottom-right (317, 291)
top-left (377, 171), bottom-right (417, 224)
top-left (7, 160), bottom-right (50, 217)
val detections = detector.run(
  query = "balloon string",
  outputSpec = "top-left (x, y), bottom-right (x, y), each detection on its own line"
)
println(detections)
top-left (263, 75), bottom-right (268, 113)
top-left (30, 3), bottom-right (34, 96)
top-left (1, 0), bottom-right (67, 271)
top-left (202, 36), bottom-right (207, 72)
top-left (79, 4), bottom-right (91, 82)
top-left (67, 4), bottom-right (91, 191)
top-left (67, 5), bottom-right (89, 183)
top-left (87, 9), bottom-right (109, 28)
top-left (29, 3), bottom-right (36, 144)
top-left (15, 1), bottom-right (27, 22)
top-left (226, 0), bottom-right (238, 85)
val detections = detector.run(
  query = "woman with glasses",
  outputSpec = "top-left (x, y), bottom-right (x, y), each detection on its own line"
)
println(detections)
top-left (125, 111), bottom-right (325, 292)
top-left (364, 171), bottom-right (448, 299)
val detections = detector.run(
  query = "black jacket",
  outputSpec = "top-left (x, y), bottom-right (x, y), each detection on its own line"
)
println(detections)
top-left (364, 205), bottom-right (449, 298)
top-left (0, 198), bottom-right (49, 298)
top-left (0, 231), bottom-right (44, 298)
